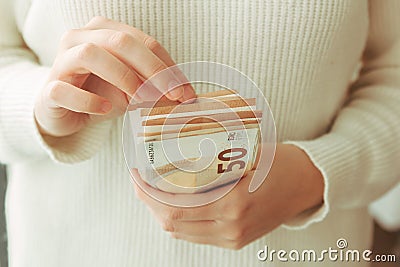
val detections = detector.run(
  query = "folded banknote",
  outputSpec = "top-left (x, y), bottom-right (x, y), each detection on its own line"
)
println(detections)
top-left (129, 89), bottom-right (262, 193)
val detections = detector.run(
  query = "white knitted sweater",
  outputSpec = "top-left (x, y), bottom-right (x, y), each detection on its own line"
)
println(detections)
top-left (0, 1), bottom-right (399, 266)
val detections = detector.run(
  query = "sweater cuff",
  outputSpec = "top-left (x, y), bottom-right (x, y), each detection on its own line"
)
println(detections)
top-left (0, 64), bottom-right (112, 164)
top-left (281, 133), bottom-right (356, 230)
top-left (39, 120), bottom-right (113, 163)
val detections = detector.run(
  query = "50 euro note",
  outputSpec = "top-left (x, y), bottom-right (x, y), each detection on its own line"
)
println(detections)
top-left (129, 89), bottom-right (262, 193)
top-left (135, 125), bottom-right (261, 193)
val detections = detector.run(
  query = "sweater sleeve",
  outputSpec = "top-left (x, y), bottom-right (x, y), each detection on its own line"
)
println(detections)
top-left (0, 0), bottom-right (112, 164)
top-left (282, 0), bottom-right (400, 229)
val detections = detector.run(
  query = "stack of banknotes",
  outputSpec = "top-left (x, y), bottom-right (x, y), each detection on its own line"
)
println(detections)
top-left (129, 89), bottom-right (262, 193)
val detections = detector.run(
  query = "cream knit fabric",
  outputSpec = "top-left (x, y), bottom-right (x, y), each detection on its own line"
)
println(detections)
top-left (1, 0), bottom-right (400, 266)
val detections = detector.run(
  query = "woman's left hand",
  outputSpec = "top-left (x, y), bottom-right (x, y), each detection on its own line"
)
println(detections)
top-left (133, 144), bottom-right (324, 250)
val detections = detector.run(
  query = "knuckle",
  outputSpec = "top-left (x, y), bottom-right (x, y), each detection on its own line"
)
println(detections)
top-left (81, 94), bottom-right (94, 111)
top-left (108, 31), bottom-right (134, 51)
top-left (148, 61), bottom-right (166, 76)
top-left (143, 35), bottom-right (161, 51)
top-left (75, 43), bottom-right (97, 61)
top-left (161, 219), bottom-right (175, 232)
top-left (118, 67), bottom-right (134, 87)
top-left (166, 208), bottom-right (184, 221)
top-left (228, 210), bottom-right (241, 220)
top-left (60, 29), bottom-right (79, 44)
top-left (223, 205), bottom-right (240, 220)
top-left (227, 226), bottom-right (246, 241)
top-left (88, 16), bottom-right (108, 26)
top-left (224, 202), bottom-right (248, 220)
top-left (47, 81), bottom-right (64, 102)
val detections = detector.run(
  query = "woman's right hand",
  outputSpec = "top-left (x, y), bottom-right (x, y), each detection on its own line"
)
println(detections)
top-left (34, 16), bottom-right (195, 137)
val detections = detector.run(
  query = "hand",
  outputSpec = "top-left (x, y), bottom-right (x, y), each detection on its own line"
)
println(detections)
top-left (133, 144), bottom-right (324, 249)
top-left (34, 16), bottom-right (196, 137)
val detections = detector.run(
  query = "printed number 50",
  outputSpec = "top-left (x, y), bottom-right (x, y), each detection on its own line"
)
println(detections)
top-left (217, 148), bottom-right (247, 174)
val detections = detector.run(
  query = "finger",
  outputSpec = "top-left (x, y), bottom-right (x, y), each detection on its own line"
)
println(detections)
top-left (85, 17), bottom-right (196, 101)
top-left (84, 17), bottom-right (177, 66)
top-left (132, 169), bottom-right (218, 221)
top-left (54, 43), bottom-right (143, 102)
top-left (172, 220), bottom-right (219, 236)
top-left (60, 28), bottom-right (185, 100)
top-left (134, 183), bottom-right (217, 221)
top-left (180, 84), bottom-right (197, 103)
top-left (45, 80), bottom-right (112, 114)
top-left (170, 232), bottom-right (232, 248)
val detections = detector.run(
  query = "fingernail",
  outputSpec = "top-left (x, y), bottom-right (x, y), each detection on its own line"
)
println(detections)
top-left (167, 81), bottom-right (184, 100)
top-left (179, 84), bottom-right (196, 103)
top-left (101, 101), bottom-right (112, 113)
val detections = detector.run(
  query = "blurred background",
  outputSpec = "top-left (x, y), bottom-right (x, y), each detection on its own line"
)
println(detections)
top-left (0, 164), bottom-right (7, 267)
top-left (0, 163), bottom-right (398, 266)
top-left (372, 224), bottom-right (400, 267)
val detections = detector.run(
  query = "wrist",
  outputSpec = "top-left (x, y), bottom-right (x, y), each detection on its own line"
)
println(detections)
top-left (278, 144), bottom-right (324, 216)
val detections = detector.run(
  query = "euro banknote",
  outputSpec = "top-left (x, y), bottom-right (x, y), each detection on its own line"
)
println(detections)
top-left (129, 89), bottom-right (262, 193)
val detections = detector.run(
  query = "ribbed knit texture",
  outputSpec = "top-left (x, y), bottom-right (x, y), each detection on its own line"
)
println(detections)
top-left (1, 0), bottom-right (400, 266)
